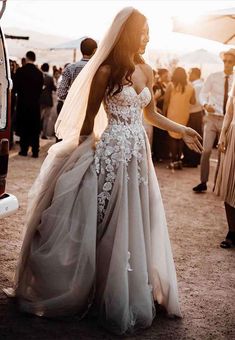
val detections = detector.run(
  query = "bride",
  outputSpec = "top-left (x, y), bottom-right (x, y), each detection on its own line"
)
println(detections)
top-left (6, 7), bottom-right (203, 335)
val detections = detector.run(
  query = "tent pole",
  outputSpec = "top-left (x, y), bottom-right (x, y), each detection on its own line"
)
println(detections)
top-left (73, 48), bottom-right (76, 62)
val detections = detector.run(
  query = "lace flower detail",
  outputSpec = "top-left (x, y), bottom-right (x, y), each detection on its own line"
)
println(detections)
top-left (103, 182), bottom-right (112, 191)
top-left (127, 251), bottom-right (133, 272)
top-left (95, 86), bottom-right (151, 224)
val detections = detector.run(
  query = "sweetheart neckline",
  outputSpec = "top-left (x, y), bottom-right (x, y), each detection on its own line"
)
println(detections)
top-left (126, 86), bottom-right (149, 97)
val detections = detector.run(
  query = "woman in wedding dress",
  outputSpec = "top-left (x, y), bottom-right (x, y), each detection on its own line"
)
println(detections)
top-left (5, 7), bottom-right (203, 334)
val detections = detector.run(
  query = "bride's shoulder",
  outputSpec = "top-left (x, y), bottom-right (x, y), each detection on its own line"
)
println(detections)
top-left (140, 63), bottom-right (154, 80)
top-left (93, 64), bottom-right (111, 87)
top-left (97, 64), bottom-right (111, 78)
top-left (142, 63), bottom-right (153, 74)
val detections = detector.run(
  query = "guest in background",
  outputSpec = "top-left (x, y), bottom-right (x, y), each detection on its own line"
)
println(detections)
top-left (15, 51), bottom-right (44, 158)
top-left (21, 57), bottom-right (26, 67)
top-left (9, 59), bottom-right (17, 149)
top-left (40, 63), bottom-right (57, 139)
top-left (152, 68), bottom-right (170, 162)
top-left (153, 68), bottom-right (170, 111)
top-left (44, 67), bottom-right (63, 138)
top-left (57, 37), bottom-right (97, 115)
top-left (53, 67), bottom-right (62, 87)
top-left (183, 67), bottom-right (204, 167)
top-left (163, 67), bottom-right (195, 170)
top-left (193, 48), bottom-right (235, 192)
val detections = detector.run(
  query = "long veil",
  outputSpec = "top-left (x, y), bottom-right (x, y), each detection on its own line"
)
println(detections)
top-left (14, 7), bottom-right (135, 287)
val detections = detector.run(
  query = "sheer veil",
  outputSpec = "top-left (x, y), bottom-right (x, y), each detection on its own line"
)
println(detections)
top-left (14, 7), bottom-right (135, 286)
top-left (55, 6), bottom-right (135, 142)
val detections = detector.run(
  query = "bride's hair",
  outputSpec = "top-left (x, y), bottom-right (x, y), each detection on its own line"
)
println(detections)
top-left (105, 9), bottom-right (147, 95)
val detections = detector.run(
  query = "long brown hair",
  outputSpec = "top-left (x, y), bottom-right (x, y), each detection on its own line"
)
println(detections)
top-left (172, 67), bottom-right (187, 93)
top-left (105, 10), bottom-right (147, 95)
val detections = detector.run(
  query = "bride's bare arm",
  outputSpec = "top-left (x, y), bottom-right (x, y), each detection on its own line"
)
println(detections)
top-left (143, 64), bottom-right (203, 153)
top-left (80, 65), bottom-right (110, 136)
top-left (143, 64), bottom-right (184, 133)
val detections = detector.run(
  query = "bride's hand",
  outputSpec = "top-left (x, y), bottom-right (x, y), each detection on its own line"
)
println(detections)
top-left (182, 126), bottom-right (203, 153)
top-left (218, 132), bottom-right (227, 153)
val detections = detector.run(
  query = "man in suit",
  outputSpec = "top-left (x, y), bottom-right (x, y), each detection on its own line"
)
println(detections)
top-left (15, 51), bottom-right (44, 157)
top-left (40, 63), bottom-right (56, 139)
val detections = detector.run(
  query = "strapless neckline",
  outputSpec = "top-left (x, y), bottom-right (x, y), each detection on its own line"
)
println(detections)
top-left (125, 85), bottom-right (149, 97)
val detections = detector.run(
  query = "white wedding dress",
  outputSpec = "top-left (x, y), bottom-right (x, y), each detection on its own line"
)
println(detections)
top-left (14, 85), bottom-right (181, 334)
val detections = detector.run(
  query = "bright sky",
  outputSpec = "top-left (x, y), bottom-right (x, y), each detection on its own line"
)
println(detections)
top-left (2, 0), bottom-right (235, 53)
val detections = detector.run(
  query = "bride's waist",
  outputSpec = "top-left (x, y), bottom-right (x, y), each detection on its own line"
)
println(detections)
top-left (107, 119), bottom-right (143, 128)
top-left (101, 121), bottom-right (146, 141)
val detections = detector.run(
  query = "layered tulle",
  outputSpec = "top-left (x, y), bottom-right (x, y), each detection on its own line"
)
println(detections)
top-left (215, 121), bottom-right (235, 207)
top-left (14, 133), bottom-right (181, 334)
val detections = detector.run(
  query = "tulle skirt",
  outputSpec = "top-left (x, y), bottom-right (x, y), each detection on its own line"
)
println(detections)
top-left (215, 122), bottom-right (235, 208)
top-left (12, 134), bottom-right (181, 334)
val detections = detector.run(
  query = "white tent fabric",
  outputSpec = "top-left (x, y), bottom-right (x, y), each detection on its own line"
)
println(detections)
top-left (50, 36), bottom-right (88, 50)
top-left (179, 49), bottom-right (222, 64)
top-left (178, 48), bottom-right (223, 79)
top-left (172, 8), bottom-right (235, 45)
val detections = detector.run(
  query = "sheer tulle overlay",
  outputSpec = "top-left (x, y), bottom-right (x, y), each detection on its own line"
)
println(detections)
top-left (11, 86), bottom-right (181, 334)
top-left (215, 94), bottom-right (235, 207)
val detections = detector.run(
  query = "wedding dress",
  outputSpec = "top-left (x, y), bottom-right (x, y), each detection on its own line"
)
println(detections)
top-left (14, 84), bottom-right (181, 334)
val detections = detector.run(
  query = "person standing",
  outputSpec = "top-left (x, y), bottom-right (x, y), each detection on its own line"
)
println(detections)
top-left (9, 59), bottom-right (17, 149)
top-left (15, 51), bottom-right (44, 157)
top-left (193, 48), bottom-right (235, 192)
top-left (152, 68), bottom-right (170, 162)
top-left (57, 37), bottom-right (97, 114)
top-left (40, 63), bottom-right (56, 139)
top-left (183, 67), bottom-right (204, 167)
top-left (5, 8), bottom-right (203, 334)
top-left (163, 67), bottom-right (195, 169)
top-left (214, 79), bottom-right (235, 248)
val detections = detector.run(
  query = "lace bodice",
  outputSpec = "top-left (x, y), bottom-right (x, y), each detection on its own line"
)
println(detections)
top-left (104, 86), bottom-right (151, 126)
top-left (95, 86), bottom-right (151, 223)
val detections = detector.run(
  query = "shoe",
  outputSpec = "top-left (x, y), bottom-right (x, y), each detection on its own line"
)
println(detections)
top-left (18, 151), bottom-right (27, 156)
top-left (167, 161), bottom-right (183, 170)
top-left (175, 160), bottom-right (183, 170)
top-left (220, 239), bottom-right (235, 248)
top-left (167, 162), bottom-right (175, 170)
top-left (193, 182), bottom-right (207, 192)
top-left (32, 153), bottom-right (39, 158)
top-left (183, 162), bottom-right (198, 168)
top-left (220, 232), bottom-right (235, 248)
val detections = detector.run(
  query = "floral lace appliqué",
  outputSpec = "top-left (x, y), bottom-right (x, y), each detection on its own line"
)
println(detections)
top-left (95, 86), bottom-right (151, 223)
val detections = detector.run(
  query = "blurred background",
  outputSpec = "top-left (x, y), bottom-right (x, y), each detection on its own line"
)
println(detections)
top-left (2, 0), bottom-right (234, 79)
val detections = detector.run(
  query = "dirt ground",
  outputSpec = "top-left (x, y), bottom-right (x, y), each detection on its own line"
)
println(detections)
top-left (0, 140), bottom-right (234, 340)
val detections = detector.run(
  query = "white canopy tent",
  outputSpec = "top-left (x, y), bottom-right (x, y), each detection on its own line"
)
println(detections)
top-left (179, 48), bottom-right (222, 64)
top-left (178, 48), bottom-right (223, 79)
top-left (172, 8), bottom-right (235, 45)
top-left (50, 36), bottom-right (88, 62)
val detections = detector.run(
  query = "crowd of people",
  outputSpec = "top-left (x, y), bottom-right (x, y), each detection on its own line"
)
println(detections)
top-left (9, 56), bottom-right (201, 161)
top-left (10, 47), bottom-right (233, 170)
top-left (10, 55), bottom-right (62, 155)
top-left (5, 7), bottom-right (235, 335)
top-left (9, 38), bottom-right (98, 152)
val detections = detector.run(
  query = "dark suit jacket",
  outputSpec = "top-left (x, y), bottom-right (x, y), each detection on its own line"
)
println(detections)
top-left (40, 73), bottom-right (56, 108)
top-left (15, 63), bottom-right (44, 135)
